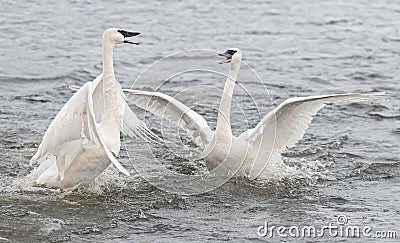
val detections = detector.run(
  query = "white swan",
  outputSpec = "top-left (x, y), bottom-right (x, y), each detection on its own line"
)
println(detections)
top-left (123, 48), bottom-right (384, 180)
top-left (29, 28), bottom-right (156, 189)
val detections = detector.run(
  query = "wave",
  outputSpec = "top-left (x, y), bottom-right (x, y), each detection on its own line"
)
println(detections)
top-left (0, 70), bottom-right (98, 84)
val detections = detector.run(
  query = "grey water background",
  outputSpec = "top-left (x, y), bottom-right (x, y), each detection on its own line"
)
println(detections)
top-left (0, 0), bottom-right (399, 242)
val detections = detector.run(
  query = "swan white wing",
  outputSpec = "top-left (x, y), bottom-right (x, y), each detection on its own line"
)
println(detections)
top-left (31, 82), bottom-right (96, 180)
top-left (245, 92), bottom-right (384, 179)
top-left (123, 89), bottom-right (213, 148)
top-left (30, 83), bottom-right (92, 165)
top-left (31, 81), bottom-right (130, 177)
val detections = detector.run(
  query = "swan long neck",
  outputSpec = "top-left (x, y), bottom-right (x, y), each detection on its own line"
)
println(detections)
top-left (101, 37), bottom-right (120, 125)
top-left (215, 61), bottom-right (240, 136)
top-left (102, 39), bottom-right (115, 85)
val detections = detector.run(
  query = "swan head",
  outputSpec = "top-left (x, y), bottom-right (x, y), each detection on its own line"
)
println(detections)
top-left (218, 48), bottom-right (242, 64)
top-left (102, 28), bottom-right (140, 46)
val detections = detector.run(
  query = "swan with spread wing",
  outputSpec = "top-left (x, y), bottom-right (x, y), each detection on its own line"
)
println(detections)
top-left (29, 28), bottom-right (156, 189)
top-left (123, 48), bottom-right (384, 180)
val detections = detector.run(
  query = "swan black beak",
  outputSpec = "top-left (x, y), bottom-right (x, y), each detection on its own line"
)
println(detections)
top-left (218, 52), bottom-right (233, 64)
top-left (218, 49), bottom-right (237, 64)
top-left (118, 30), bottom-right (140, 45)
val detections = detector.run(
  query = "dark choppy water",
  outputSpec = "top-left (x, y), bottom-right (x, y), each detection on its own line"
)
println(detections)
top-left (1, 0), bottom-right (399, 242)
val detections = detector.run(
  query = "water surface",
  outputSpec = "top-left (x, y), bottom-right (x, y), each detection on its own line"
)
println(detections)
top-left (0, 0), bottom-right (399, 242)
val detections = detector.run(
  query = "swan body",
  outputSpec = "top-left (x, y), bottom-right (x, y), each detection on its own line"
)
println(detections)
top-left (124, 48), bottom-right (384, 180)
top-left (29, 28), bottom-right (154, 189)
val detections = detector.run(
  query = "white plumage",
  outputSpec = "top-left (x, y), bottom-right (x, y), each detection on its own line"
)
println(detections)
top-left (124, 48), bottom-right (384, 180)
top-left (30, 28), bottom-right (155, 189)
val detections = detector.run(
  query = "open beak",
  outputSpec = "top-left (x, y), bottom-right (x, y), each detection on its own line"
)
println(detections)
top-left (118, 30), bottom-right (140, 45)
top-left (124, 39), bottom-right (139, 45)
top-left (218, 52), bottom-right (233, 64)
